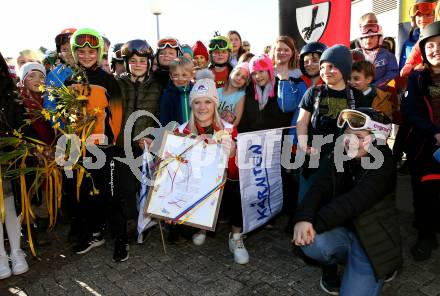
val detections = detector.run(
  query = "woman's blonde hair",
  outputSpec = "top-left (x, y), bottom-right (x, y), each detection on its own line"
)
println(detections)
top-left (188, 99), bottom-right (224, 135)
top-left (435, 3), bottom-right (440, 21)
top-left (271, 36), bottom-right (299, 69)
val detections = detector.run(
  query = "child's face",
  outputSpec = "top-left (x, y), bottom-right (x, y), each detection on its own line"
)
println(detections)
top-left (170, 67), bottom-right (193, 87)
top-left (60, 43), bottom-right (75, 66)
top-left (101, 57), bottom-right (111, 74)
top-left (230, 68), bottom-right (248, 88)
top-left (350, 70), bottom-right (372, 91)
top-left (415, 12), bottom-right (435, 29)
top-left (17, 56), bottom-right (36, 69)
top-left (193, 55), bottom-right (208, 69)
top-left (344, 128), bottom-right (372, 159)
top-left (303, 53), bottom-right (320, 76)
top-left (158, 47), bottom-right (178, 66)
top-left (192, 97), bottom-right (215, 126)
top-left (274, 41), bottom-right (293, 65)
top-left (320, 62), bottom-right (343, 85)
top-left (425, 35), bottom-right (440, 67)
top-left (129, 54), bottom-right (149, 77)
top-left (76, 46), bottom-right (98, 68)
top-left (212, 49), bottom-right (229, 64)
top-left (252, 70), bottom-right (270, 86)
top-left (24, 71), bottom-right (45, 93)
top-left (361, 35), bottom-right (380, 50)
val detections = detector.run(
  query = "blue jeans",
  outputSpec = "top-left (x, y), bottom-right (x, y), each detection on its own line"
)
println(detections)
top-left (301, 227), bottom-right (383, 296)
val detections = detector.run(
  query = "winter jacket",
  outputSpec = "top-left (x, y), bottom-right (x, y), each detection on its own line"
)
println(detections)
top-left (159, 81), bottom-right (192, 126)
top-left (238, 81), bottom-right (292, 133)
top-left (277, 77), bottom-right (307, 145)
top-left (401, 43), bottom-right (423, 78)
top-left (116, 73), bottom-right (163, 148)
top-left (363, 86), bottom-right (394, 120)
top-left (79, 66), bottom-right (123, 145)
top-left (294, 147), bottom-right (402, 279)
top-left (399, 28), bottom-right (420, 71)
top-left (362, 48), bottom-right (399, 90)
top-left (401, 70), bottom-right (440, 175)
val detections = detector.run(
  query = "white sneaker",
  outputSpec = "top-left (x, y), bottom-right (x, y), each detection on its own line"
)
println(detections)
top-left (228, 232), bottom-right (249, 264)
top-left (0, 255), bottom-right (11, 279)
top-left (192, 230), bottom-right (206, 246)
top-left (10, 249), bottom-right (29, 275)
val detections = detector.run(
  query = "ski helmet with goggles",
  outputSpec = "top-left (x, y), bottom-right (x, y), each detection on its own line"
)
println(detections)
top-left (337, 107), bottom-right (392, 139)
top-left (70, 28), bottom-right (104, 65)
top-left (121, 39), bottom-right (154, 74)
top-left (208, 35), bottom-right (232, 66)
top-left (156, 37), bottom-right (182, 57)
top-left (299, 42), bottom-right (327, 77)
top-left (419, 21), bottom-right (440, 64)
top-left (55, 28), bottom-right (77, 53)
top-left (110, 43), bottom-right (124, 72)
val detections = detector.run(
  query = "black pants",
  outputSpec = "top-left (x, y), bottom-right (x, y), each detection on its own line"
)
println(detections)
top-left (409, 159), bottom-right (440, 234)
top-left (78, 146), bottom-right (128, 243)
top-left (222, 180), bottom-right (242, 228)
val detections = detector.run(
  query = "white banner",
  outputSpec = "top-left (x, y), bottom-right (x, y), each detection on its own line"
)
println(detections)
top-left (237, 128), bottom-right (283, 234)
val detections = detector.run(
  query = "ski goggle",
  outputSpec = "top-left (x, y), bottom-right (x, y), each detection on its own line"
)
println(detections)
top-left (409, 2), bottom-right (436, 17)
top-left (73, 34), bottom-right (101, 48)
top-left (55, 34), bottom-right (73, 46)
top-left (208, 39), bottom-right (229, 51)
top-left (337, 109), bottom-right (391, 138)
top-left (157, 38), bottom-right (180, 50)
top-left (122, 40), bottom-right (153, 57)
top-left (360, 23), bottom-right (380, 34)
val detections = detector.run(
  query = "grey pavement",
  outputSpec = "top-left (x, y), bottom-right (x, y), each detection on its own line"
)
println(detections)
top-left (0, 175), bottom-right (439, 296)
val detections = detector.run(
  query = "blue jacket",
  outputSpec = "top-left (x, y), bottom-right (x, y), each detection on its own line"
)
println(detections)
top-left (277, 77), bottom-right (308, 145)
top-left (399, 28), bottom-right (420, 71)
top-left (159, 81), bottom-right (193, 126)
top-left (370, 48), bottom-right (399, 90)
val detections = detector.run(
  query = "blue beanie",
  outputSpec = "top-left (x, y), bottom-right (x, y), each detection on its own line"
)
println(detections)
top-left (319, 44), bottom-right (352, 81)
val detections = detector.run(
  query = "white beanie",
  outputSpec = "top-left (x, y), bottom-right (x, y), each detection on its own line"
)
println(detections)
top-left (19, 62), bottom-right (46, 83)
top-left (189, 69), bottom-right (218, 105)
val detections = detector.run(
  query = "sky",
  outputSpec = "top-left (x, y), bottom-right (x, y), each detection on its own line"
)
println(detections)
top-left (1, 0), bottom-right (279, 59)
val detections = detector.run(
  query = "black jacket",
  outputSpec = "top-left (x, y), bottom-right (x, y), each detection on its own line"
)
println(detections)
top-left (294, 146), bottom-right (402, 279)
top-left (401, 70), bottom-right (440, 170)
top-left (238, 81), bottom-right (291, 133)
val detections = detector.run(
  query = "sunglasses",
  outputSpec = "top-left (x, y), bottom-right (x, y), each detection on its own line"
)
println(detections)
top-left (157, 38), bottom-right (180, 50)
top-left (208, 39), bottom-right (229, 51)
top-left (410, 2), bottom-right (436, 17)
top-left (360, 23), bottom-right (380, 34)
top-left (73, 34), bottom-right (101, 48)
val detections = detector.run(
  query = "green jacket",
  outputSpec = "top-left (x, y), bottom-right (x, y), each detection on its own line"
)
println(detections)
top-left (116, 73), bottom-right (163, 149)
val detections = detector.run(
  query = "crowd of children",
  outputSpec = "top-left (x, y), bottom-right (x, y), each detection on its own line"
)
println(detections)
top-left (1, 4), bottom-right (440, 295)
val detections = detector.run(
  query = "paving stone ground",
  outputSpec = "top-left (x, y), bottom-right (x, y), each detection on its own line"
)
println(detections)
top-left (0, 176), bottom-right (439, 296)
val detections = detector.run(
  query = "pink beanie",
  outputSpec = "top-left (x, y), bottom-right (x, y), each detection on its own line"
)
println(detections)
top-left (249, 54), bottom-right (274, 100)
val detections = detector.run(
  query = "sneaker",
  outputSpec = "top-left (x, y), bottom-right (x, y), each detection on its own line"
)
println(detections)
top-left (0, 255), bottom-right (11, 279)
top-left (10, 249), bottom-right (29, 276)
top-left (192, 230), bottom-right (206, 246)
top-left (320, 264), bottom-right (340, 295)
top-left (384, 270), bottom-right (398, 283)
top-left (73, 233), bottom-right (105, 255)
top-left (228, 232), bottom-right (249, 264)
top-left (113, 240), bottom-right (129, 262)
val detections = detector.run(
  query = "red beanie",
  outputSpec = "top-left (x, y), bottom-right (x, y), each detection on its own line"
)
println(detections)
top-left (192, 41), bottom-right (209, 61)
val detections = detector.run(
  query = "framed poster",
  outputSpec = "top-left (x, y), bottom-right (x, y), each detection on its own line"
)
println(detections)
top-left (144, 131), bottom-right (228, 231)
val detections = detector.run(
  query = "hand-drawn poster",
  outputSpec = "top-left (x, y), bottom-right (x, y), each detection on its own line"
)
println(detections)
top-left (145, 131), bottom-right (228, 231)
top-left (237, 128), bottom-right (283, 234)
